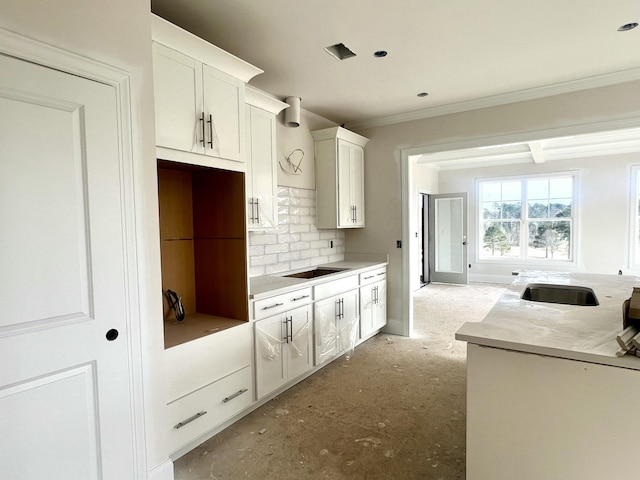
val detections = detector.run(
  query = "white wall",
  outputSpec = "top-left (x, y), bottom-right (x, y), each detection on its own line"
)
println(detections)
top-left (0, 1), bottom-right (169, 475)
top-left (437, 152), bottom-right (637, 283)
top-left (351, 81), bottom-right (640, 331)
top-left (276, 108), bottom-right (336, 189)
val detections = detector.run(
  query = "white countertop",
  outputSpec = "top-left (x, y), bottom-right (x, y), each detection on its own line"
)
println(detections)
top-left (249, 254), bottom-right (388, 300)
top-left (456, 271), bottom-right (640, 370)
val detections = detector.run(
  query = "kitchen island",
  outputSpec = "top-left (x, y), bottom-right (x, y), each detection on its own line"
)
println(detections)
top-left (456, 272), bottom-right (640, 480)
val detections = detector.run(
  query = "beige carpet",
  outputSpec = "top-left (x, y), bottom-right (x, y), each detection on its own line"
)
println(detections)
top-left (173, 283), bottom-right (505, 479)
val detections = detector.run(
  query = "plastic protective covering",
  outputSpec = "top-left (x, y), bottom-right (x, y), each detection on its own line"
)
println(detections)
top-left (316, 301), bottom-right (360, 363)
top-left (256, 317), bottom-right (311, 362)
top-left (256, 326), bottom-right (282, 362)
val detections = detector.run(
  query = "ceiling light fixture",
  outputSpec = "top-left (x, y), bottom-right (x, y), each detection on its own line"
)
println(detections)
top-left (618, 22), bottom-right (638, 32)
top-left (417, 92), bottom-right (429, 97)
top-left (373, 50), bottom-right (388, 58)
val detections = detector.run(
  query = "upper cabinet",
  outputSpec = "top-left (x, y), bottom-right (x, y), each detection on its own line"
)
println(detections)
top-left (151, 15), bottom-right (263, 169)
top-left (313, 127), bottom-right (369, 229)
top-left (245, 87), bottom-right (288, 230)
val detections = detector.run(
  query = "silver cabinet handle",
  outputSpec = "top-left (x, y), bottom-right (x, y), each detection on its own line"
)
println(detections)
top-left (261, 302), bottom-right (284, 310)
top-left (364, 275), bottom-right (374, 280)
top-left (283, 318), bottom-right (289, 343)
top-left (174, 410), bottom-right (207, 429)
top-left (377, 272), bottom-right (385, 276)
top-left (200, 112), bottom-right (206, 147)
top-left (292, 295), bottom-right (310, 301)
top-left (248, 198), bottom-right (255, 223)
top-left (207, 114), bottom-right (213, 148)
top-left (222, 388), bottom-right (248, 403)
top-left (255, 198), bottom-right (260, 224)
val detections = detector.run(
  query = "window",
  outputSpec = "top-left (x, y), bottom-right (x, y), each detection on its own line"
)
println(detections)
top-left (479, 174), bottom-right (575, 262)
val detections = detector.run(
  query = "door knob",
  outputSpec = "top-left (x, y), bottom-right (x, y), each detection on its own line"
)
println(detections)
top-left (106, 329), bottom-right (119, 341)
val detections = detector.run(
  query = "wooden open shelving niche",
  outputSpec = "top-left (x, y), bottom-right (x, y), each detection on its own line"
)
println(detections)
top-left (157, 159), bottom-right (248, 349)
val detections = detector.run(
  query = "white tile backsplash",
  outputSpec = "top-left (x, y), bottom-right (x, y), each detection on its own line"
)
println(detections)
top-left (248, 187), bottom-right (345, 277)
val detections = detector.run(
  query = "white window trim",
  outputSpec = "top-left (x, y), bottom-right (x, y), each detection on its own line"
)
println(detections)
top-left (630, 166), bottom-right (640, 270)
top-left (475, 171), bottom-right (579, 266)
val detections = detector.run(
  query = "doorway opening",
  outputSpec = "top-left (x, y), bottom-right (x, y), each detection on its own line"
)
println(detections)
top-left (420, 193), bottom-right (430, 286)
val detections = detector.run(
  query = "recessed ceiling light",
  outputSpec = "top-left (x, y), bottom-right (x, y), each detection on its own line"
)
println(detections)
top-left (618, 22), bottom-right (638, 32)
top-left (324, 43), bottom-right (357, 60)
top-left (417, 92), bottom-right (429, 97)
top-left (373, 50), bottom-right (388, 58)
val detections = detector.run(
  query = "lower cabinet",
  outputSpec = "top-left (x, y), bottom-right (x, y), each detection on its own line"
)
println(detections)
top-left (167, 366), bottom-right (253, 453)
top-left (359, 268), bottom-right (387, 340)
top-left (314, 289), bottom-right (360, 365)
top-left (164, 323), bottom-right (252, 454)
top-left (254, 304), bottom-right (313, 399)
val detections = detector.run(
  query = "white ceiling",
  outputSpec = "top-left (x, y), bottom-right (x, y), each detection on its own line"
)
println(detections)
top-left (151, 0), bottom-right (640, 129)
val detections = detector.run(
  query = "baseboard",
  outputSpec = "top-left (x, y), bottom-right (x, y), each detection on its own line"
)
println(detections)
top-left (148, 460), bottom-right (174, 480)
top-left (468, 273), bottom-right (514, 285)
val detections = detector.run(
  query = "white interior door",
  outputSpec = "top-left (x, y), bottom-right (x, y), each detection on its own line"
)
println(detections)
top-left (428, 193), bottom-right (468, 284)
top-left (0, 54), bottom-right (136, 479)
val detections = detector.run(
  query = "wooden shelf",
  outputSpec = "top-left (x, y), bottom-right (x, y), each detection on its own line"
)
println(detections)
top-left (164, 313), bottom-right (245, 349)
top-left (157, 159), bottom-right (248, 350)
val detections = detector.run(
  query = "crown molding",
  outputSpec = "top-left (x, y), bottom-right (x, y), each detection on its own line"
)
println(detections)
top-left (347, 67), bottom-right (640, 131)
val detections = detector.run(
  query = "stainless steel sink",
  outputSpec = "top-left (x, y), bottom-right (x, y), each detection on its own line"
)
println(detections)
top-left (283, 268), bottom-right (345, 279)
top-left (521, 283), bottom-right (599, 306)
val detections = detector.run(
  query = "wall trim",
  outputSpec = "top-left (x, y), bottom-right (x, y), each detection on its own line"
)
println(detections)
top-left (148, 460), bottom-right (174, 480)
top-left (348, 67), bottom-right (640, 130)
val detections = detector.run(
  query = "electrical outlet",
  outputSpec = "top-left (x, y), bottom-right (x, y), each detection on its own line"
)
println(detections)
top-left (396, 240), bottom-right (402, 248)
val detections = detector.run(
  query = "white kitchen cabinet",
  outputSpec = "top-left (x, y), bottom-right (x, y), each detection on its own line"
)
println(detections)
top-left (313, 127), bottom-right (369, 229)
top-left (165, 323), bottom-right (253, 454)
top-left (152, 42), bottom-right (244, 162)
top-left (254, 304), bottom-right (313, 399)
top-left (314, 288), bottom-right (360, 365)
top-left (466, 344), bottom-right (640, 480)
top-left (151, 15), bottom-right (262, 167)
top-left (359, 268), bottom-right (387, 340)
top-left (245, 88), bottom-right (288, 230)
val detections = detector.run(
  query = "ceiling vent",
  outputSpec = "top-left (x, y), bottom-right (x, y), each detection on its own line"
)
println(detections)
top-left (324, 43), bottom-right (357, 60)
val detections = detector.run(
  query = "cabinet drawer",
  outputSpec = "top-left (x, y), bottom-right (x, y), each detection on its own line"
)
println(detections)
top-left (314, 275), bottom-right (358, 300)
top-left (165, 323), bottom-right (251, 402)
top-left (167, 366), bottom-right (253, 453)
top-left (253, 287), bottom-right (312, 320)
top-left (360, 267), bottom-right (386, 286)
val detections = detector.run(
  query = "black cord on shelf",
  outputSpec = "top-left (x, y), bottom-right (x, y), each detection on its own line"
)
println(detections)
top-left (166, 289), bottom-right (185, 322)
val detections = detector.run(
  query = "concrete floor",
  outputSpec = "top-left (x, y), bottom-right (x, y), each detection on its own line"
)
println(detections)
top-left (173, 283), bottom-right (505, 479)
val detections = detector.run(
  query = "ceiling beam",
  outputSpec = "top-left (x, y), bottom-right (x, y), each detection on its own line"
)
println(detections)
top-left (528, 142), bottom-right (546, 164)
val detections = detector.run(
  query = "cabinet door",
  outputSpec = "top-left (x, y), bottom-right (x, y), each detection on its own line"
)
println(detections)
top-left (314, 297), bottom-right (339, 365)
top-left (152, 42), bottom-right (204, 154)
top-left (349, 144), bottom-right (365, 227)
top-left (286, 305), bottom-right (313, 380)
top-left (255, 314), bottom-right (286, 399)
top-left (373, 280), bottom-right (387, 330)
top-left (337, 140), bottom-right (353, 228)
top-left (359, 284), bottom-right (375, 339)
top-left (247, 105), bottom-right (277, 229)
top-left (202, 64), bottom-right (244, 162)
top-left (337, 289), bottom-right (360, 355)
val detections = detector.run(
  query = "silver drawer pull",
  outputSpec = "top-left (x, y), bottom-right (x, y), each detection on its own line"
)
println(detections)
top-left (377, 273), bottom-right (385, 276)
top-left (292, 295), bottom-right (310, 301)
top-left (363, 275), bottom-right (374, 280)
top-left (174, 410), bottom-right (207, 430)
top-left (222, 388), bottom-right (249, 403)
top-left (262, 302), bottom-right (284, 310)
